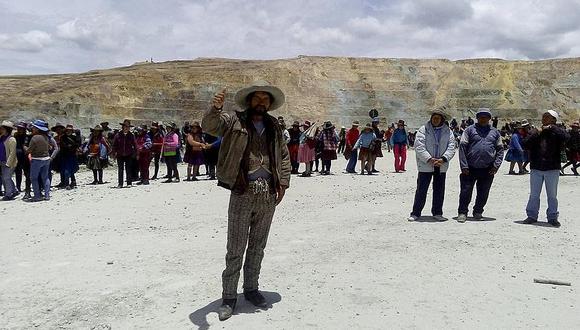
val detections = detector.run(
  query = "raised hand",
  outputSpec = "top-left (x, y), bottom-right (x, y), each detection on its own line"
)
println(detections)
top-left (212, 88), bottom-right (226, 110)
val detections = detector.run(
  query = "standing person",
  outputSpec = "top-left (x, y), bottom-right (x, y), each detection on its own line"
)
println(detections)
top-left (492, 116), bottom-right (499, 128)
top-left (505, 125), bottom-right (526, 175)
top-left (337, 126), bottom-right (346, 154)
top-left (345, 121), bottom-right (360, 173)
top-left (0, 121), bottom-right (18, 201)
top-left (522, 110), bottom-right (569, 227)
top-left (135, 125), bottom-right (152, 185)
top-left (408, 111), bottom-right (456, 222)
top-left (561, 121), bottom-right (580, 175)
top-left (353, 123), bottom-right (376, 175)
top-left (25, 120), bottom-right (52, 202)
top-left (162, 123), bottom-right (180, 183)
top-left (60, 125), bottom-right (80, 190)
top-left (466, 116), bottom-right (475, 126)
top-left (370, 117), bottom-right (383, 172)
top-left (298, 121), bottom-right (316, 177)
top-left (457, 108), bottom-right (504, 222)
top-left (184, 122), bottom-right (206, 181)
top-left (112, 119), bottom-right (137, 188)
top-left (287, 121), bottom-right (302, 174)
top-left (50, 123), bottom-right (66, 188)
top-left (202, 82), bottom-right (291, 321)
top-left (149, 122), bottom-right (164, 180)
top-left (85, 125), bottom-right (110, 185)
top-left (203, 133), bottom-right (221, 180)
top-left (384, 125), bottom-right (394, 153)
top-left (392, 120), bottom-right (409, 173)
top-left (318, 121), bottom-right (339, 175)
top-left (14, 122), bottom-right (32, 200)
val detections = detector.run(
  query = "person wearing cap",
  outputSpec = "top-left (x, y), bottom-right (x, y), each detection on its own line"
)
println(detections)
top-left (161, 123), bottom-right (181, 183)
top-left (298, 121), bottom-right (316, 177)
top-left (391, 119), bottom-right (409, 173)
top-left (408, 110), bottom-right (456, 222)
top-left (60, 124), bottom-right (80, 190)
top-left (0, 121), bottom-right (18, 201)
top-left (112, 119), bottom-right (138, 188)
top-left (522, 110), bottom-right (569, 227)
top-left (202, 81), bottom-right (291, 321)
top-left (370, 117), bottom-right (383, 172)
top-left (134, 125), bottom-right (152, 185)
top-left (317, 121), bottom-right (339, 175)
top-left (148, 122), bottom-right (164, 180)
top-left (14, 122), bottom-right (32, 200)
top-left (287, 121), bottom-right (302, 174)
top-left (457, 108), bottom-right (504, 222)
top-left (25, 120), bottom-right (52, 202)
top-left (561, 121), bottom-right (580, 175)
top-left (345, 121), bottom-right (361, 173)
top-left (85, 125), bottom-right (110, 185)
top-left (183, 122), bottom-right (206, 182)
top-left (354, 123), bottom-right (377, 175)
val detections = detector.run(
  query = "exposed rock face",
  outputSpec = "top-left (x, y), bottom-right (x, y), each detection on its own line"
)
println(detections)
top-left (0, 56), bottom-right (579, 129)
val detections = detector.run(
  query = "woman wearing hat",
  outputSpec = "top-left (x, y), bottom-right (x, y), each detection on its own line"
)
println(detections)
top-left (353, 123), bottom-right (377, 175)
top-left (162, 123), bottom-right (180, 183)
top-left (0, 121), bottom-right (18, 200)
top-left (298, 121), bottom-right (316, 177)
top-left (25, 120), bottom-right (52, 202)
top-left (391, 119), bottom-right (409, 173)
top-left (135, 125), bottom-right (152, 185)
top-left (60, 125), bottom-right (80, 190)
top-left (184, 122), bottom-right (206, 181)
top-left (561, 121), bottom-right (580, 175)
top-left (408, 111), bottom-right (456, 221)
top-left (317, 121), bottom-right (339, 175)
top-left (505, 124), bottom-right (527, 175)
top-left (85, 125), bottom-right (110, 185)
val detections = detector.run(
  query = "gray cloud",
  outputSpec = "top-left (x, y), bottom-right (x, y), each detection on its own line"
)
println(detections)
top-left (0, 0), bottom-right (578, 75)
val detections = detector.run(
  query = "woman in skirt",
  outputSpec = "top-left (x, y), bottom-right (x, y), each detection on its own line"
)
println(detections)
top-left (504, 125), bottom-right (526, 175)
top-left (317, 121), bottom-right (339, 175)
top-left (298, 121), bottom-right (316, 177)
top-left (85, 125), bottom-right (110, 184)
top-left (184, 122), bottom-right (207, 181)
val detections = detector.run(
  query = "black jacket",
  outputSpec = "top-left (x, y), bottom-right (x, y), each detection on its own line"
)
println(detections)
top-left (523, 126), bottom-right (569, 171)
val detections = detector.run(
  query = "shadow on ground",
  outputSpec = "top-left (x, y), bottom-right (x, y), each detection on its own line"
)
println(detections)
top-left (188, 291), bottom-right (282, 330)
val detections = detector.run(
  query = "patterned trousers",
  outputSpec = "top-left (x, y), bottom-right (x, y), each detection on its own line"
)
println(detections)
top-left (222, 190), bottom-right (277, 299)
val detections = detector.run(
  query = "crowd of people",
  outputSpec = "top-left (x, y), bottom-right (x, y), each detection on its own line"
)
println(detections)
top-left (0, 110), bottom-right (578, 206)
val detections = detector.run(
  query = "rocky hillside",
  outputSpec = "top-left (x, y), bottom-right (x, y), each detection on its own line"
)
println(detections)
top-left (1, 56), bottom-right (579, 129)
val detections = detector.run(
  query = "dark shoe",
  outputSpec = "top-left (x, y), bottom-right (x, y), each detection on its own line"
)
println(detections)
top-left (1, 195), bottom-right (15, 201)
top-left (162, 179), bottom-right (172, 183)
top-left (89, 181), bottom-right (98, 185)
top-left (142, 181), bottom-right (150, 185)
top-left (372, 169), bottom-right (380, 173)
top-left (117, 184), bottom-right (124, 188)
top-left (151, 175), bottom-right (158, 180)
top-left (523, 217), bottom-right (537, 224)
top-left (173, 178), bottom-right (180, 183)
top-left (65, 185), bottom-right (73, 190)
top-left (218, 299), bottom-right (237, 321)
top-left (208, 176), bottom-right (216, 180)
top-left (300, 173), bottom-right (311, 177)
top-left (26, 197), bottom-right (43, 203)
top-left (548, 220), bottom-right (561, 228)
top-left (98, 181), bottom-right (104, 185)
top-left (360, 171), bottom-right (365, 175)
top-left (22, 193), bottom-right (32, 201)
top-left (244, 290), bottom-right (267, 308)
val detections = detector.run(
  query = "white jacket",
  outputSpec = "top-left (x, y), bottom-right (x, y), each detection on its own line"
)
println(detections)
top-left (414, 122), bottom-right (456, 173)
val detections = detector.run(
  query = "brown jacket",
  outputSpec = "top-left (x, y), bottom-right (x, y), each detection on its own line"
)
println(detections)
top-left (202, 106), bottom-right (291, 191)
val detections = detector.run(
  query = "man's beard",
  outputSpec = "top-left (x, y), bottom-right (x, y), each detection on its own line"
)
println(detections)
top-left (249, 105), bottom-right (268, 116)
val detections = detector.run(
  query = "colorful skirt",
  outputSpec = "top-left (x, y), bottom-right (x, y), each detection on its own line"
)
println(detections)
top-left (298, 144), bottom-right (316, 163)
top-left (184, 150), bottom-right (205, 165)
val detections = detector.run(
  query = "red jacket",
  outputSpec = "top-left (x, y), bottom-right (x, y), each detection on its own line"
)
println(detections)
top-left (346, 128), bottom-right (360, 146)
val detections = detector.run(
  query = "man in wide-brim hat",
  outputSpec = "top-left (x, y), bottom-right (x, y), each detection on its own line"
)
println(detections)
top-left (202, 81), bottom-right (291, 321)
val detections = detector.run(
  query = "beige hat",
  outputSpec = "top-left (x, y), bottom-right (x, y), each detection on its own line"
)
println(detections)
top-left (1, 120), bottom-right (14, 129)
top-left (234, 80), bottom-right (285, 111)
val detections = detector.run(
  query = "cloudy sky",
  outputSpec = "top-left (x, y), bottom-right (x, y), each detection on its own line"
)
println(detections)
top-left (1, 0), bottom-right (579, 75)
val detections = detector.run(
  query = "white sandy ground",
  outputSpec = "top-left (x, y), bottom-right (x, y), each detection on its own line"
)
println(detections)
top-left (0, 149), bottom-right (579, 330)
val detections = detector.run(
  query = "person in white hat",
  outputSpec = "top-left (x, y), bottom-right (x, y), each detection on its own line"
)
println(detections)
top-left (202, 81), bottom-right (291, 321)
top-left (0, 121), bottom-right (18, 200)
top-left (522, 110), bottom-right (569, 227)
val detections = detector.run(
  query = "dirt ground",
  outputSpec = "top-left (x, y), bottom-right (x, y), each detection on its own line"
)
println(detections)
top-left (1, 150), bottom-right (578, 329)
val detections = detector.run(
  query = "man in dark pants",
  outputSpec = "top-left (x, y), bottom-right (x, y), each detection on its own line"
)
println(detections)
top-left (408, 110), bottom-right (456, 222)
top-left (457, 108), bottom-right (504, 222)
top-left (203, 81), bottom-right (291, 321)
top-left (112, 119), bottom-right (137, 188)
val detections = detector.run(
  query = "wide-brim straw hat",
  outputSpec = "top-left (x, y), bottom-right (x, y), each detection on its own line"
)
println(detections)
top-left (1, 120), bottom-right (15, 129)
top-left (234, 80), bottom-right (285, 111)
